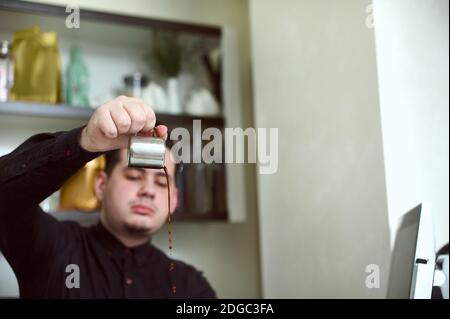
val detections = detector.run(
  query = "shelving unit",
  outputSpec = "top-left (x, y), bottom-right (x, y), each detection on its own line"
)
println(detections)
top-left (0, 101), bottom-right (225, 127)
top-left (0, 0), bottom-right (239, 222)
top-left (49, 210), bottom-right (228, 225)
top-left (0, 101), bottom-right (94, 119)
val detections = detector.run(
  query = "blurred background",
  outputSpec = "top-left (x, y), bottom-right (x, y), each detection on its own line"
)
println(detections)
top-left (0, 0), bottom-right (448, 298)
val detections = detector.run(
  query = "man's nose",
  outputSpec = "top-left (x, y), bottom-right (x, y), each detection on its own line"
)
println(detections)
top-left (137, 181), bottom-right (156, 199)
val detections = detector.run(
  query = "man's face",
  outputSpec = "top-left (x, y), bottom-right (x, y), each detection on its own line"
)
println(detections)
top-left (95, 149), bottom-right (178, 239)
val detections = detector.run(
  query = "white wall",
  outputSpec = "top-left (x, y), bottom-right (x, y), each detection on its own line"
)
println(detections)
top-left (372, 0), bottom-right (449, 251)
top-left (1, 0), bottom-right (260, 298)
top-left (249, 0), bottom-right (390, 298)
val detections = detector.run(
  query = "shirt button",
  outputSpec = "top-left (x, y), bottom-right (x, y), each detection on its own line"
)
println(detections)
top-left (65, 148), bottom-right (72, 157)
top-left (21, 163), bottom-right (27, 169)
top-left (126, 278), bottom-right (133, 285)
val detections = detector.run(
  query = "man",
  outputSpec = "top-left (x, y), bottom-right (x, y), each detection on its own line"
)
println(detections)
top-left (0, 96), bottom-right (216, 298)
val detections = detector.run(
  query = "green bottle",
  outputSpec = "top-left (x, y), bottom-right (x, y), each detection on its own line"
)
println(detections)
top-left (65, 46), bottom-right (89, 107)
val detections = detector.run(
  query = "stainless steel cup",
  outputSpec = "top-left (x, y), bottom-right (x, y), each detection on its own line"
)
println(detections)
top-left (128, 135), bottom-right (166, 169)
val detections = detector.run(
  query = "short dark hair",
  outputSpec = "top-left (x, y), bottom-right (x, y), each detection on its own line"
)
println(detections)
top-left (104, 149), bottom-right (122, 176)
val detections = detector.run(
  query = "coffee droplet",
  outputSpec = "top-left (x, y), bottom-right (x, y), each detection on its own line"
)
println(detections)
top-left (171, 285), bottom-right (177, 294)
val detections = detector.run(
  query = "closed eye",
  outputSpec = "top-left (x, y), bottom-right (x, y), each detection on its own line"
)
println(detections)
top-left (156, 180), bottom-right (168, 188)
top-left (124, 168), bottom-right (143, 180)
top-left (126, 175), bottom-right (141, 180)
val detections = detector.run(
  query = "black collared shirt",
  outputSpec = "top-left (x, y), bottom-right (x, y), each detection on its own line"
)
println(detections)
top-left (0, 126), bottom-right (216, 299)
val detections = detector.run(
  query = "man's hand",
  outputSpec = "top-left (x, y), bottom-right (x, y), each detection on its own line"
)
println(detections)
top-left (79, 96), bottom-right (168, 152)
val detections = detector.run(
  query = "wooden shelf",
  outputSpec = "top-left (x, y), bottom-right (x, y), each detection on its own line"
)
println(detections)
top-left (174, 211), bottom-right (228, 222)
top-left (0, 0), bottom-right (221, 37)
top-left (0, 101), bottom-right (94, 120)
top-left (0, 101), bottom-right (225, 127)
top-left (49, 210), bottom-right (228, 226)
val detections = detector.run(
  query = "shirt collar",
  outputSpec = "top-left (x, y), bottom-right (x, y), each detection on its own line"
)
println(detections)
top-left (92, 222), bottom-right (156, 266)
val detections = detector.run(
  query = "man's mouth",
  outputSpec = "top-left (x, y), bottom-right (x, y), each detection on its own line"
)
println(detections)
top-left (131, 204), bottom-right (155, 215)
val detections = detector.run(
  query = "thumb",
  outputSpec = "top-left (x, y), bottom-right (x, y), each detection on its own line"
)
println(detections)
top-left (137, 125), bottom-right (168, 140)
top-left (155, 125), bottom-right (168, 140)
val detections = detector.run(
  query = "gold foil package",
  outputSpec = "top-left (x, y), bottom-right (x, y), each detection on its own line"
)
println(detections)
top-left (10, 26), bottom-right (62, 103)
top-left (59, 155), bottom-right (105, 212)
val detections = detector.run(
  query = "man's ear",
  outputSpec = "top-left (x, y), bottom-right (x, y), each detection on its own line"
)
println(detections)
top-left (95, 171), bottom-right (108, 201)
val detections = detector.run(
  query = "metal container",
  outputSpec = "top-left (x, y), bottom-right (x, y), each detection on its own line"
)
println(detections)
top-left (128, 135), bottom-right (166, 169)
